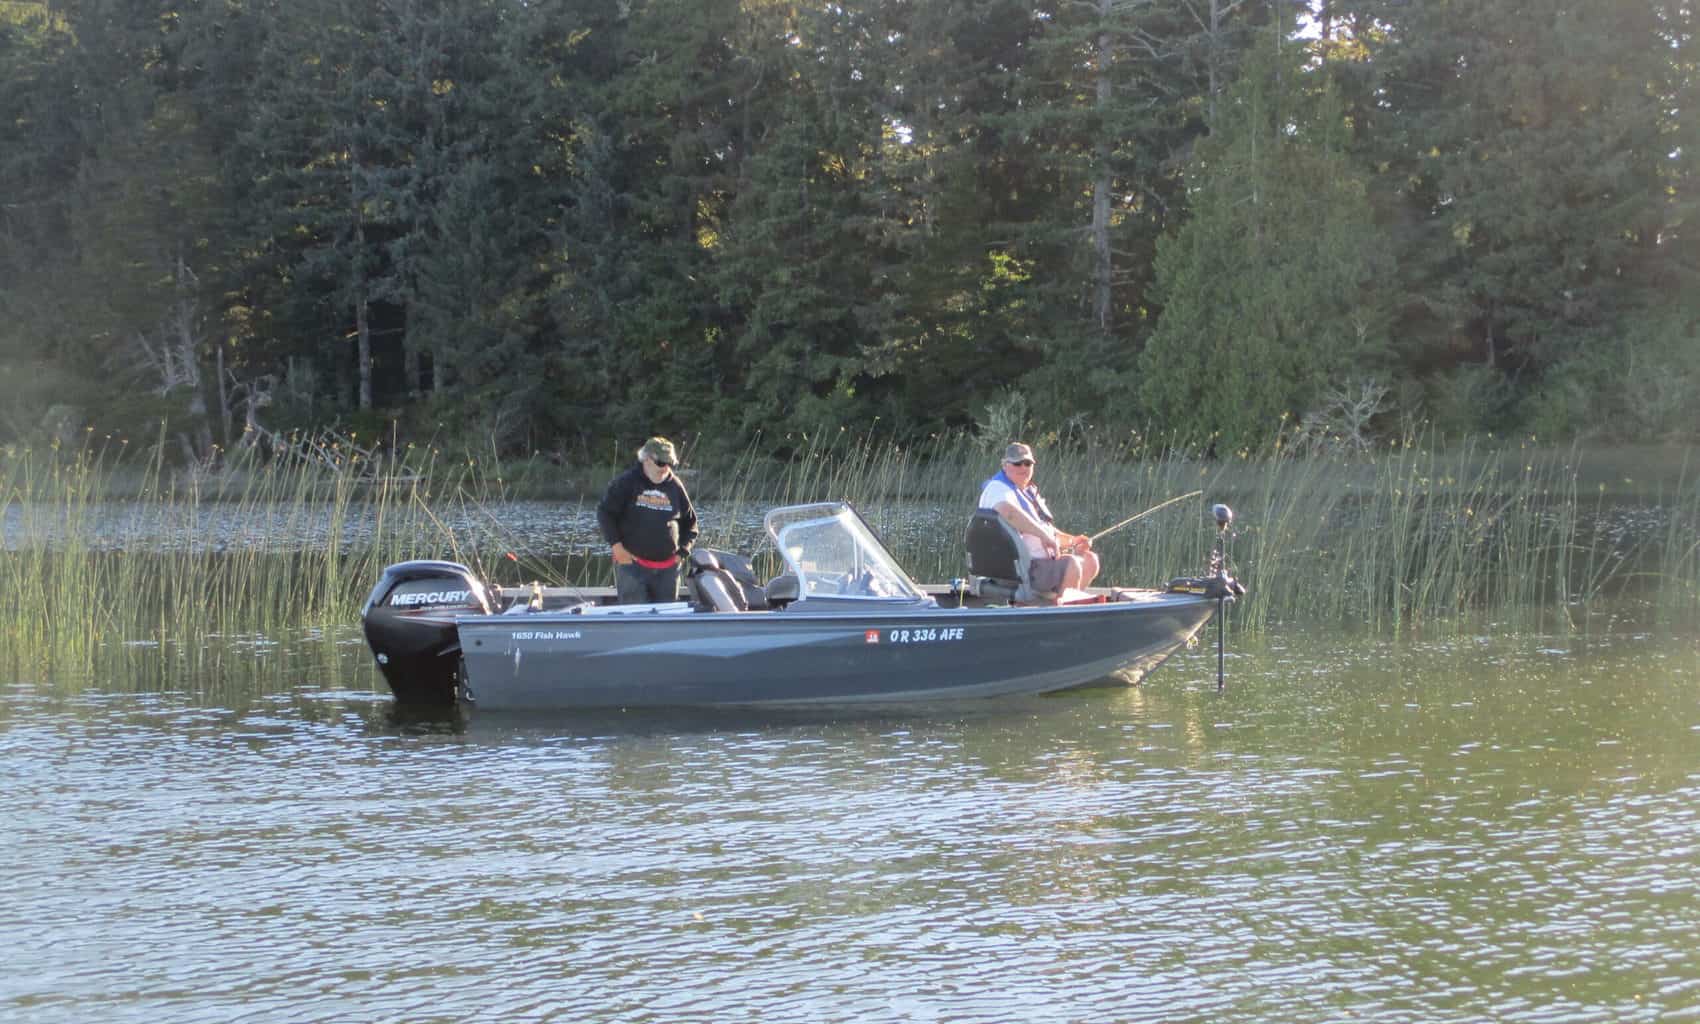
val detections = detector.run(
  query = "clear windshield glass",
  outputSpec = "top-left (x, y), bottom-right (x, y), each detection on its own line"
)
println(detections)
top-left (763, 504), bottom-right (925, 601)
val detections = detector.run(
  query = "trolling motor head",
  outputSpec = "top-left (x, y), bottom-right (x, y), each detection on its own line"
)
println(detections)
top-left (1167, 502), bottom-right (1246, 601)
top-left (1210, 504), bottom-right (1239, 586)
top-left (1208, 504), bottom-right (1243, 593)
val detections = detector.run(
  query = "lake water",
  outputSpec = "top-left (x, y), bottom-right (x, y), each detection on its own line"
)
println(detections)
top-left (3, 619), bottom-right (1697, 1023)
top-left (0, 499), bottom-right (774, 555)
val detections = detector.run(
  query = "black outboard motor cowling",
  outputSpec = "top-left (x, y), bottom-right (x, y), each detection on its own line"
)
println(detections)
top-left (361, 560), bottom-right (492, 705)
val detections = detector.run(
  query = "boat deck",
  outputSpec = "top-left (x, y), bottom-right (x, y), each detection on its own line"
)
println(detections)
top-left (489, 582), bottom-right (1174, 613)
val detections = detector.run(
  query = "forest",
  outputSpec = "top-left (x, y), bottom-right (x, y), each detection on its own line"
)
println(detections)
top-left (1, 0), bottom-right (1695, 467)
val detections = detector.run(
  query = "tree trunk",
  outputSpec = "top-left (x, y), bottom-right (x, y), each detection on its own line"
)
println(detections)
top-left (1207, 0), bottom-right (1233, 129)
top-left (1091, 0), bottom-right (1114, 334)
top-left (177, 321), bottom-right (213, 459)
top-left (216, 343), bottom-right (230, 446)
top-left (404, 337), bottom-right (421, 400)
top-left (356, 284), bottom-right (373, 411)
top-left (351, 154), bottom-right (374, 411)
top-left (167, 252), bottom-right (213, 463)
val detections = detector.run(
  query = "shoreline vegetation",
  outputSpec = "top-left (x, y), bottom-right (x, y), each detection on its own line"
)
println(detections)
top-left (6, 1), bottom-right (1694, 468)
top-left (3, 430), bottom-right (1697, 675)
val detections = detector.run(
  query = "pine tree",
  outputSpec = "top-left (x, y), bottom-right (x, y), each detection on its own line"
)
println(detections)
top-left (1138, 31), bottom-right (1391, 450)
top-left (1322, 0), bottom-right (1696, 433)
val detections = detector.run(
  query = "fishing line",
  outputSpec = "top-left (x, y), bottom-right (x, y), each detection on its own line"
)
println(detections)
top-left (1086, 489), bottom-right (1204, 545)
top-left (460, 488), bottom-right (562, 581)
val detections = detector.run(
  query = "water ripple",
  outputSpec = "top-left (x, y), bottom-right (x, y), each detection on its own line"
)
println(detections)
top-left (2, 627), bottom-right (1698, 1023)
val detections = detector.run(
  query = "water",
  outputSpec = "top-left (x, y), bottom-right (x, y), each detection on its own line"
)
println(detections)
top-left (3, 624), bottom-right (1698, 1023)
top-left (0, 499), bottom-right (777, 555)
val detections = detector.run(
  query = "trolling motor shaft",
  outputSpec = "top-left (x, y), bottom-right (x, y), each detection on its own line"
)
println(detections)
top-left (1209, 503), bottom-right (1247, 692)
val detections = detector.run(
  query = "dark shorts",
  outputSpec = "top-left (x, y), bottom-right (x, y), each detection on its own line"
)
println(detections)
top-left (1028, 556), bottom-right (1072, 593)
top-left (616, 562), bottom-right (681, 604)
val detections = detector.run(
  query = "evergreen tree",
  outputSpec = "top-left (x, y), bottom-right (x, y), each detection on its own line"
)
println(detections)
top-left (535, 0), bottom-right (741, 447)
top-left (1138, 31), bottom-right (1391, 450)
top-left (0, 0), bottom-right (243, 457)
top-left (1323, 0), bottom-right (1696, 433)
top-left (838, 0), bottom-right (1111, 433)
top-left (702, 0), bottom-right (918, 435)
top-left (0, 2), bottom-right (86, 437)
top-left (370, 0), bottom-right (547, 442)
top-left (958, 0), bottom-right (1264, 426)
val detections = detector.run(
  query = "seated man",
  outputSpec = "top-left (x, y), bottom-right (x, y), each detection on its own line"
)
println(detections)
top-left (977, 442), bottom-right (1100, 595)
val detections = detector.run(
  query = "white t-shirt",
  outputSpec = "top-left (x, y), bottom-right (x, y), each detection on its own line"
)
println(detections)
top-left (977, 478), bottom-right (1056, 558)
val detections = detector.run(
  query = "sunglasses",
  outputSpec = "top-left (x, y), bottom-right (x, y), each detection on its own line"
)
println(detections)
top-left (1008, 459), bottom-right (1035, 467)
top-left (654, 459), bottom-right (674, 467)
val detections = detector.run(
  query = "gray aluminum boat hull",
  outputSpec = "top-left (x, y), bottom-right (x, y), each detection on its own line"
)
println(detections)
top-left (455, 594), bottom-right (1218, 709)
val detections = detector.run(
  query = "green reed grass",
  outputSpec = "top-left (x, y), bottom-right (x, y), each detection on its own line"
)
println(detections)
top-left (0, 432), bottom-right (506, 678)
top-left (1186, 436), bottom-right (1698, 635)
top-left (691, 428), bottom-right (1698, 636)
top-left (3, 430), bottom-right (1696, 681)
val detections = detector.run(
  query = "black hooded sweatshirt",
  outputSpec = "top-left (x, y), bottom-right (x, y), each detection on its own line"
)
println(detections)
top-left (595, 463), bottom-right (698, 563)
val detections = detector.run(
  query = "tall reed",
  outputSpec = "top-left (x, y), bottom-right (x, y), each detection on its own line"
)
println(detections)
top-left (3, 431), bottom-right (1695, 683)
top-left (0, 434), bottom-right (506, 680)
top-left (691, 428), bottom-right (1698, 635)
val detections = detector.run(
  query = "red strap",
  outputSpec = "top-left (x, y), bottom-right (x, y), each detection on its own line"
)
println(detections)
top-left (631, 553), bottom-right (679, 570)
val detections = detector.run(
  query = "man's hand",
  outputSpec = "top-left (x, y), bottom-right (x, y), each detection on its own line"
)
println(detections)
top-left (611, 542), bottom-right (634, 566)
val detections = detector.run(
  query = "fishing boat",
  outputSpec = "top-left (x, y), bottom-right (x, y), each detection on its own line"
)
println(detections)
top-left (359, 501), bottom-right (1244, 709)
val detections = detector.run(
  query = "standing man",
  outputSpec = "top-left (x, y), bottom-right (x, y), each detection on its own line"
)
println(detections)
top-left (977, 441), bottom-right (1100, 594)
top-left (597, 436), bottom-right (698, 604)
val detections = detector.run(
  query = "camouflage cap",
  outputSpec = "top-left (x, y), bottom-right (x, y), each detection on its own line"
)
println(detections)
top-left (1002, 442), bottom-right (1035, 464)
top-left (639, 436), bottom-right (679, 466)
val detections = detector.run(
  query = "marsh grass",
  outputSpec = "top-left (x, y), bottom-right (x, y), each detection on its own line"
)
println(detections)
top-left (1202, 438), bottom-right (1698, 634)
top-left (3, 436), bottom-right (472, 678)
top-left (700, 430), bottom-right (1698, 635)
top-left (3, 432), bottom-right (1696, 680)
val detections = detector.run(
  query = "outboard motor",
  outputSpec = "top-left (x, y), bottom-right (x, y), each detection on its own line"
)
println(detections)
top-left (361, 560), bottom-right (492, 705)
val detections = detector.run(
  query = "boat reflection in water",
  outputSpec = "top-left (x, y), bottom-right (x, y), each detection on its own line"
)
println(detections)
top-left (360, 502), bottom-right (1242, 710)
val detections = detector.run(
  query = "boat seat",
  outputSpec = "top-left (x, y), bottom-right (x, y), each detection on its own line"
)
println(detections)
top-left (964, 510), bottom-right (1055, 605)
top-left (765, 573), bottom-right (799, 607)
top-left (694, 572), bottom-right (744, 612)
top-left (686, 548), bottom-right (769, 612)
top-left (685, 549), bottom-right (745, 612)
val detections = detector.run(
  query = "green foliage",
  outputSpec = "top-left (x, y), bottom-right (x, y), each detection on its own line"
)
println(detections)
top-left (0, 8), bottom-right (83, 415)
top-left (1520, 301), bottom-right (1700, 442)
top-left (0, 0), bottom-right (1693, 460)
top-left (1137, 33), bottom-right (1392, 451)
top-left (1418, 364), bottom-right (1518, 439)
top-left (1326, 0), bottom-right (1696, 404)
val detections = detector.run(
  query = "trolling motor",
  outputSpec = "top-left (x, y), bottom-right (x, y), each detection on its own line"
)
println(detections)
top-left (1209, 504), bottom-right (1247, 692)
top-left (1166, 502), bottom-right (1247, 692)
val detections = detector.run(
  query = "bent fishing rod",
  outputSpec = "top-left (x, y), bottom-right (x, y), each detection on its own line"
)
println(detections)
top-left (1084, 489), bottom-right (1204, 545)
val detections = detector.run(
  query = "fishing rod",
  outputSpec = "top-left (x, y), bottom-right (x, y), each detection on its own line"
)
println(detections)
top-left (1085, 489), bottom-right (1204, 545)
top-left (461, 489), bottom-right (596, 609)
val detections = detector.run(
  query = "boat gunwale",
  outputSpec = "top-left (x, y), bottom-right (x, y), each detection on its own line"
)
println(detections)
top-left (453, 589), bottom-right (1220, 628)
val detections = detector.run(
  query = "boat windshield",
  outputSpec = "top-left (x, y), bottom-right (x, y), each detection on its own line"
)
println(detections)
top-left (763, 503), bottom-right (926, 601)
